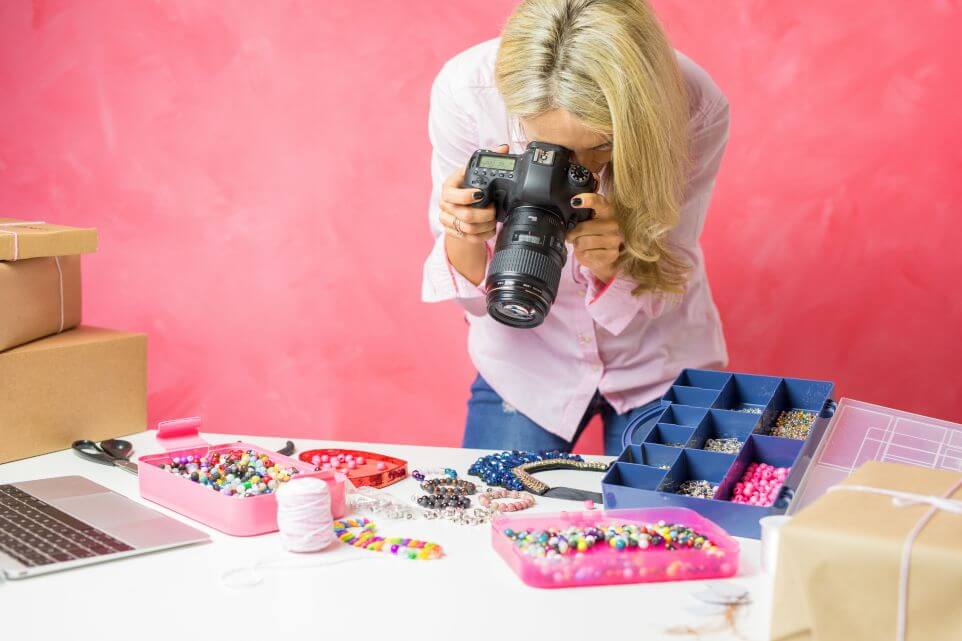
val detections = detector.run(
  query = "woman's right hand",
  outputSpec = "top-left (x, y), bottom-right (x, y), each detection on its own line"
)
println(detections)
top-left (439, 144), bottom-right (509, 245)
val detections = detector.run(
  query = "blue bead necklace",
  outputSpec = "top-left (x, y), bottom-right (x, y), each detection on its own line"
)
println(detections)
top-left (467, 450), bottom-right (585, 491)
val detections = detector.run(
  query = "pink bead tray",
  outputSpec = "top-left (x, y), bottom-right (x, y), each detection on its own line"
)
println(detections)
top-left (138, 417), bottom-right (347, 537)
top-left (491, 507), bottom-right (739, 589)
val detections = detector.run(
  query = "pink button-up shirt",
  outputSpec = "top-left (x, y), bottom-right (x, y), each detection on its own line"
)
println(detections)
top-left (422, 39), bottom-right (729, 441)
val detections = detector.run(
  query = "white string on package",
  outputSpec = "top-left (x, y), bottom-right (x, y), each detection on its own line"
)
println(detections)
top-left (221, 476), bottom-right (375, 589)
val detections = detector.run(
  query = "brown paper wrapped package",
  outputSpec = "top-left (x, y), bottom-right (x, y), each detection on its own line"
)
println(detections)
top-left (0, 218), bottom-right (98, 261)
top-left (0, 326), bottom-right (146, 464)
top-left (0, 255), bottom-right (82, 352)
top-left (770, 461), bottom-right (962, 641)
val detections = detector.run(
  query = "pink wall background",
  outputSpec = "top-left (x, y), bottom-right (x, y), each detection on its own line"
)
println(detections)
top-left (1, 1), bottom-right (959, 451)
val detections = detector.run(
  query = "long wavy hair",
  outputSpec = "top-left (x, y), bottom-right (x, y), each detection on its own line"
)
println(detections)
top-left (496, 0), bottom-right (690, 294)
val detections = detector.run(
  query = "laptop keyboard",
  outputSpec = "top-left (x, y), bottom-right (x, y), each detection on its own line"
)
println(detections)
top-left (0, 484), bottom-right (134, 568)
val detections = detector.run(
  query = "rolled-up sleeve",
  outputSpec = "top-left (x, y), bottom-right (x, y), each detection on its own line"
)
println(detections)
top-left (582, 95), bottom-right (731, 336)
top-left (421, 61), bottom-right (491, 317)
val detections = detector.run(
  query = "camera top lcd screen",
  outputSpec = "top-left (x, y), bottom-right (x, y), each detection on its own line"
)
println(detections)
top-left (478, 155), bottom-right (517, 171)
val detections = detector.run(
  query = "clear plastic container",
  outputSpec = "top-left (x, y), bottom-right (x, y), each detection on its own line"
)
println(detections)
top-left (789, 397), bottom-right (962, 513)
top-left (491, 507), bottom-right (739, 589)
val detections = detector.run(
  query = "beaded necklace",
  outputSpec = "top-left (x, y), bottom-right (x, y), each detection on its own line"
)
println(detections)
top-left (332, 518), bottom-right (444, 560)
top-left (468, 450), bottom-right (585, 490)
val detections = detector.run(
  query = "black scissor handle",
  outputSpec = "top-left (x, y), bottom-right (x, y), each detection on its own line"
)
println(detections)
top-left (71, 439), bottom-right (115, 466)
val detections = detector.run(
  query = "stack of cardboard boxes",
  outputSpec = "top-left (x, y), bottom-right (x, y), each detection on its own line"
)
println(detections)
top-left (0, 218), bottom-right (147, 464)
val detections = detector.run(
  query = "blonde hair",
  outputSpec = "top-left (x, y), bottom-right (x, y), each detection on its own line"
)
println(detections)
top-left (496, 0), bottom-right (690, 294)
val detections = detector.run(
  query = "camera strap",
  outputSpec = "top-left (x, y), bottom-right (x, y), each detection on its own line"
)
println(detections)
top-left (510, 459), bottom-right (612, 503)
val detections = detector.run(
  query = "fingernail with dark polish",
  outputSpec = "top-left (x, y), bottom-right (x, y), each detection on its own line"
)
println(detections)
top-left (571, 197), bottom-right (582, 207)
top-left (473, 191), bottom-right (484, 200)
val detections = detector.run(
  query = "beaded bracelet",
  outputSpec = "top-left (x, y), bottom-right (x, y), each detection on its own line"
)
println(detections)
top-left (416, 493), bottom-right (470, 509)
top-left (421, 478), bottom-right (476, 496)
top-left (333, 517), bottom-right (443, 560)
top-left (411, 467), bottom-right (457, 482)
top-left (478, 489), bottom-right (535, 513)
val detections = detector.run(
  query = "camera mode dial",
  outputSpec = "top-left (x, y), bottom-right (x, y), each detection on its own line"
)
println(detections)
top-left (568, 165), bottom-right (591, 187)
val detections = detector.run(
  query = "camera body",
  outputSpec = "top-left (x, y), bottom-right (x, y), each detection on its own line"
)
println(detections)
top-left (461, 142), bottom-right (598, 328)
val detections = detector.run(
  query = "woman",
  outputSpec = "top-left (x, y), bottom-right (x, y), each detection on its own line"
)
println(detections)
top-left (422, 0), bottom-right (729, 455)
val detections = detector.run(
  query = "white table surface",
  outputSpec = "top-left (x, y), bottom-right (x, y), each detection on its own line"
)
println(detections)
top-left (0, 432), bottom-right (775, 640)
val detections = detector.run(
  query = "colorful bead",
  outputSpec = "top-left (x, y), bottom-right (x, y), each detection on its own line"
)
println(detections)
top-left (731, 462), bottom-right (790, 506)
top-left (159, 449), bottom-right (300, 497)
top-left (771, 410), bottom-right (816, 440)
top-left (332, 518), bottom-right (443, 560)
top-left (501, 521), bottom-right (721, 558)
top-left (478, 489), bottom-right (535, 512)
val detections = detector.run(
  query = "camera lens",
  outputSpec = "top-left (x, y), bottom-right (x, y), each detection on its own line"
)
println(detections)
top-left (485, 206), bottom-right (567, 328)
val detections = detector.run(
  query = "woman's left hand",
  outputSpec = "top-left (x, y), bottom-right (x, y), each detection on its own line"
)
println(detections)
top-left (566, 192), bottom-right (623, 285)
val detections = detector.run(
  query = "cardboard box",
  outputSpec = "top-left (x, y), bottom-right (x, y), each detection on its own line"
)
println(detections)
top-left (0, 217), bottom-right (98, 261)
top-left (0, 255), bottom-right (82, 352)
top-left (770, 461), bottom-right (962, 641)
top-left (0, 326), bottom-right (147, 464)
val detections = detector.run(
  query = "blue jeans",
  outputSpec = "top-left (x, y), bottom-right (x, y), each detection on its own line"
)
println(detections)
top-left (461, 374), bottom-right (660, 456)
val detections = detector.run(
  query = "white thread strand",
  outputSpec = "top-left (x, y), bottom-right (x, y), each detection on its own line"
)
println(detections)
top-left (220, 477), bottom-right (374, 590)
top-left (54, 255), bottom-right (64, 332)
top-left (0, 221), bottom-right (46, 260)
top-left (276, 477), bottom-right (335, 553)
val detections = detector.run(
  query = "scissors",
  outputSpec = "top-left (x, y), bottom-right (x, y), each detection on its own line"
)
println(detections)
top-left (71, 438), bottom-right (139, 475)
top-left (71, 439), bottom-right (297, 476)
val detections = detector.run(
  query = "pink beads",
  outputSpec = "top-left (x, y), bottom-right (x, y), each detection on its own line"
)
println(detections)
top-left (376, 462), bottom-right (386, 471)
top-left (731, 462), bottom-right (789, 507)
top-left (584, 500), bottom-right (596, 510)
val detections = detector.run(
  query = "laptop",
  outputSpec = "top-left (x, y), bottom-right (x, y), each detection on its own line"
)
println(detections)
top-left (0, 475), bottom-right (210, 579)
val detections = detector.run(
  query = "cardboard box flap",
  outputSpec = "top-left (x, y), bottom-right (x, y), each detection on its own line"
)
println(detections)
top-left (0, 218), bottom-right (99, 261)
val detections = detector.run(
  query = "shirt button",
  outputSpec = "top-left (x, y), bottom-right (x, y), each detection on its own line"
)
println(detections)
top-left (578, 334), bottom-right (593, 344)
top-left (591, 363), bottom-right (601, 372)
top-left (579, 288), bottom-right (587, 297)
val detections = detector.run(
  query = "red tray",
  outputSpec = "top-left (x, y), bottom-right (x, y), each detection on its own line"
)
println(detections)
top-left (298, 448), bottom-right (407, 489)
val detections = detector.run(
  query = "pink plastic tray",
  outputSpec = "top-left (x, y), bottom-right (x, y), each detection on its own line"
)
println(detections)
top-left (138, 417), bottom-right (347, 536)
top-left (491, 507), bottom-right (739, 589)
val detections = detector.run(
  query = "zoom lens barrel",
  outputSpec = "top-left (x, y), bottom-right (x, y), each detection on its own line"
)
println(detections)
top-left (485, 206), bottom-right (567, 328)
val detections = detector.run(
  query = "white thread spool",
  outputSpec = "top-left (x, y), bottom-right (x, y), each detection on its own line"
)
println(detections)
top-left (275, 477), bottom-right (334, 553)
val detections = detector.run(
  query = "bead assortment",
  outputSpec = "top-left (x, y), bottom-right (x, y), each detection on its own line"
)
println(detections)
top-left (735, 404), bottom-right (764, 415)
top-left (703, 438), bottom-right (743, 454)
top-left (502, 520), bottom-right (722, 558)
top-left (416, 493), bottom-right (470, 509)
top-left (477, 489), bottom-right (535, 513)
top-left (420, 478), bottom-right (476, 496)
top-left (411, 467), bottom-right (457, 482)
top-left (332, 517), bottom-right (443, 560)
top-left (731, 462), bottom-right (789, 506)
top-left (771, 410), bottom-right (816, 440)
top-left (469, 451), bottom-right (585, 490)
top-left (160, 449), bottom-right (300, 497)
top-left (676, 480), bottom-right (718, 500)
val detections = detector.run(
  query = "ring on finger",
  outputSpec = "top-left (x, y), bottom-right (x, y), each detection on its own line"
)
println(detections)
top-left (453, 216), bottom-right (465, 237)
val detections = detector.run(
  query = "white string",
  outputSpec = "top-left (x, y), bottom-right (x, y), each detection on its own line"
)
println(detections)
top-left (220, 476), bottom-right (371, 589)
top-left (54, 256), bottom-right (65, 332)
top-left (828, 480), bottom-right (962, 641)
top-left (276, 477), bottom-right (335, 552)
top-left (0, 221), bottom-right (46, 260)
top-left (221, 554), bottom-right (376, 589)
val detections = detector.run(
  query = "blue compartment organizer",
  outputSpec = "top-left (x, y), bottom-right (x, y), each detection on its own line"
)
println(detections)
top-left (603, 369), bottom-right (835, 538)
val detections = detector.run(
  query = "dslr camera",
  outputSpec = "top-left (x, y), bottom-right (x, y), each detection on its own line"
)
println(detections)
top-left (462, 141), bottom-right (597, 328)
